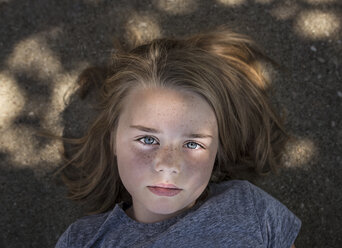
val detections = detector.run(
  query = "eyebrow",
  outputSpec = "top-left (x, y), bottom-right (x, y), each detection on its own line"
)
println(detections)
top-left (130, 125), bottom-right (213, 139)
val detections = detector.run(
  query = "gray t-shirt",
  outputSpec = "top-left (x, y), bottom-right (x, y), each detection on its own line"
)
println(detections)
top-left (56, 180), bottom-right (301, 248)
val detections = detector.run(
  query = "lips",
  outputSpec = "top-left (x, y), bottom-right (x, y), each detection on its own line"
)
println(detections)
top-left (152, 183), bottom-right (181, 190)
top-left (147, 184), bottom-right (182, 197)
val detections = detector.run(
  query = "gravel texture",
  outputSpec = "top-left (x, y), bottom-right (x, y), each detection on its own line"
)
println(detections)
top-left (0, 0), bottom-right (341, 247)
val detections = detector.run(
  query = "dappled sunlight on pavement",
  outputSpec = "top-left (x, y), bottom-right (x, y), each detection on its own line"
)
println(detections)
top-left (282, 137), bottom-right (317, 169)
top-left (6, 33), bottom-right (63, 80)
top-left (125, 11), bottom-right (162, 47)
top-left (0, 70), bottom-right (25, 130)
top-left (295, 10), bottom-right (340, 40)
top-left (270, 2), bottom-right (300, 20)
top-left (1, 30), bottom-right (86, 169)
top-left (216, 0), bottom-right (246, 7)
top-left (0, 125), bottom-right (63, 167)
top-left (153, 0), bottom-right (198, 15)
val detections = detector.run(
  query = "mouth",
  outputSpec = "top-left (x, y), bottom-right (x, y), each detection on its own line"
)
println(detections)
top-left (147, 183), bottom-right (182, 197)
top-left (149, 183), bottom-right (181, 190)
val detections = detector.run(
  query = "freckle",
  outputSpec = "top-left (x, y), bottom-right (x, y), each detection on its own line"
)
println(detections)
top-left (140, 150), bottom-right (157, 163)
top-left (142, 153), bottom-right (152, 160)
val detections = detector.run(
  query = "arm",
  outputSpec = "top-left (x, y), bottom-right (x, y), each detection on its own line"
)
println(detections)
top-left (291, 245), bottom-right (296, 248)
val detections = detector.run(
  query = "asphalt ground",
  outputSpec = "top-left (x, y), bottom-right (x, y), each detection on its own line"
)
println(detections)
top-left (0, 0), bottom-right (341, 247)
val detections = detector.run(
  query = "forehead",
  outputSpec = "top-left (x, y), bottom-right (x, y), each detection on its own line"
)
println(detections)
top-left (120, 86), bottom-right (217, 131)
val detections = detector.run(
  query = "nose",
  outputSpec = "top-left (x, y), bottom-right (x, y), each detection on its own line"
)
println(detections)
top-left (154, 146), bottom-right (181, 174)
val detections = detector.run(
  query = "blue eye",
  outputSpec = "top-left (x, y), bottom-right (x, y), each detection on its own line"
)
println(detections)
top-left (186, 142), bottom-right (201, 149)
top-left (139, 136), bottom-right (157, 145)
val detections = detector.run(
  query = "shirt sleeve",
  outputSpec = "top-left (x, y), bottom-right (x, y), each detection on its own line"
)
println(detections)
top-left (55, 225), bottom-right (71, 248)
top-left (248, 182), bottom-right (301, 248)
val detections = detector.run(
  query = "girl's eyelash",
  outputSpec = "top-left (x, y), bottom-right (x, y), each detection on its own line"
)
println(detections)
top-left (186, 142), bottom-right (204, 149)
top-left (136, 136), bottom-right (204, 149)
top-left (137, 136), bottom-right (159, 145)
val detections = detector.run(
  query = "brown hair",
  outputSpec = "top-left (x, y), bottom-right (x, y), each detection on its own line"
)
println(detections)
top-left (59, 27), bottom-right (290, 214)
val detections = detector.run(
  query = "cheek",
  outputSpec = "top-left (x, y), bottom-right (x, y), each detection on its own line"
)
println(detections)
top-left (183, 150), bottom-right (216, 176)
top-left (117, 144), bottom-right (157, 182)
top-left (182, 152), bottom-right (214, 195)
top-left (130, 145), bottom-right (157, 171)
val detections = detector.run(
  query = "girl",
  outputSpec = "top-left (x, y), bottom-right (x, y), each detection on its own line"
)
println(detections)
top-left (56, 28), bottom-right (301, 247)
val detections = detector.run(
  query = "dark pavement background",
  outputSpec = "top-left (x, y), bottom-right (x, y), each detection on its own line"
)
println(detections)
top-left (0, 0), bottom-right (341, 247)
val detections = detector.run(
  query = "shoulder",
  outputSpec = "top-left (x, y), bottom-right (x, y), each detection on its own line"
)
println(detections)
top-left (208, 180), bottom-right (271, 218)
top-left (56, 211), bottom-right (112, 248)
top-left (210, 180), bottom-right (288, 209)
top-left (209, 179), bottom-right (255, 193)
top-left (208, 180), bottom-right (301, 247)
top-left (208, 179), bottom-right (259, 204)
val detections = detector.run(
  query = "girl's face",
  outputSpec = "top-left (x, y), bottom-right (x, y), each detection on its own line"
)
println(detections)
top-left (115, 86), bottom-right (218, 223)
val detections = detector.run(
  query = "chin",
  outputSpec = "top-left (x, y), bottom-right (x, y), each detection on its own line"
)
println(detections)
top-left (147, 199), bottom-right (189, 216)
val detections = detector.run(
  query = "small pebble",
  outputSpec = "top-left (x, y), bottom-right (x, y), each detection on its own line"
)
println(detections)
top-left (337, 91), bottom-right (342, 97)
top-left (331, 121), bottom-right (336, 127)
top-left (310, 45), bottom-right (317, 52)
top-left (317, 57), bottom-right (325, 63)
